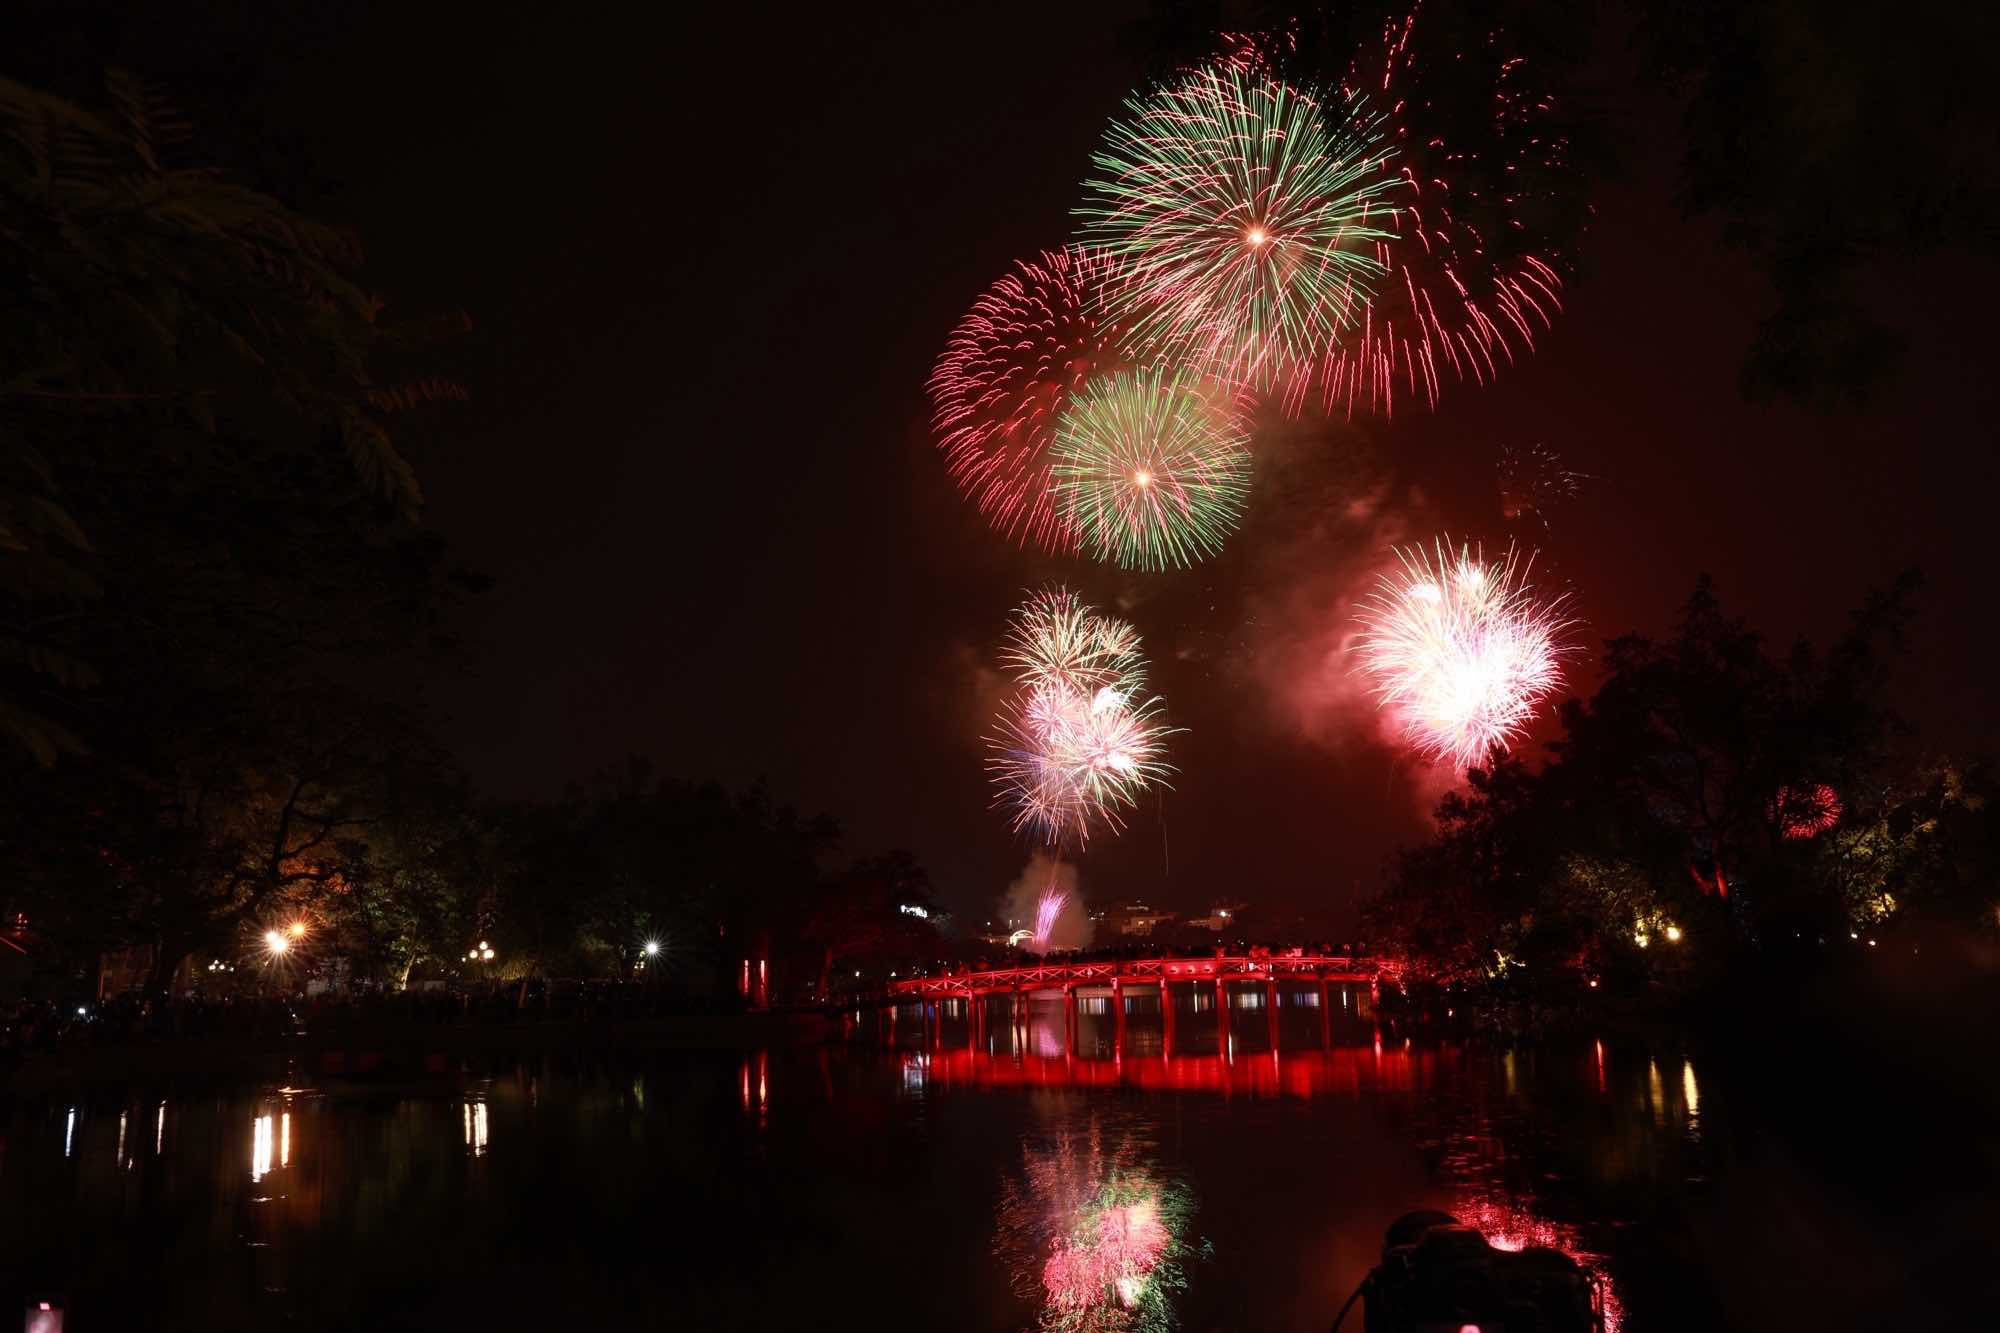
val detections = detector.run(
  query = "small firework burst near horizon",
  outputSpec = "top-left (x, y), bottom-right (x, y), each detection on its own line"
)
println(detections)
top-left (1033, 886), bottom-right (1068, 947)
top-left (1354, 539), bottom-right (1577, 770)
top-left (928, 248), bottom-right (1123, 554)
top-left (1051, 367), bottom-right (1252, 571)
top-left (1077, 62), bottom-right (1399, 394)
top-left (989, 588), bottom-right (1177, 847)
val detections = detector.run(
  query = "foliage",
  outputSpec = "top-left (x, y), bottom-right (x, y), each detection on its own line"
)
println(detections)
top-left (0, 73), bottom-right (455, 764)
top-left (1367, 575), bottom-right (1997, 994)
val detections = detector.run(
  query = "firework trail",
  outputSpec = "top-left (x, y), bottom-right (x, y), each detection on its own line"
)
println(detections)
top-left (989, 589), bottom-right (1177, 847)
top-left (1354, 538), bottom-right (1576, 769)
top-left (1076, 62), bottom-right (1400, 394)
top-left (1034, 886), bottom-right (1068, 948)
top-left (929, 248), bottom-right (1124, 553)
top-left (1051, 368), bottom-right (1252, 570)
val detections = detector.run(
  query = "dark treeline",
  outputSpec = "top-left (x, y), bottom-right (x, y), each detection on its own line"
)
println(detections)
top-left (1364, 574), bottom-right (2000, 1011)
top-left (0, 77), bottom-right (935, 1011)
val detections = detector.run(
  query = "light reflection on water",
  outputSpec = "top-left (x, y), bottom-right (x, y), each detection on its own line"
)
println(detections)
top-left (0, 1018), bottom-right (1728, 1332)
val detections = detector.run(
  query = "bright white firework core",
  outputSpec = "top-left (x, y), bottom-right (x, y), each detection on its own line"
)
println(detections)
top-left (1355, 539), bottom-right (1575, 769)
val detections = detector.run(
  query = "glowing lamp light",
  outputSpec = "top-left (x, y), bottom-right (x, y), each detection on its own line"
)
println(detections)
top-left (1664, 925), bottom-right (1682, 943)
top-left (644, 940), bottom-right (661, 957)
top-left (287, 920), bottom-right (307, 939)
top-left (264, 930), bottom-right (289, 954)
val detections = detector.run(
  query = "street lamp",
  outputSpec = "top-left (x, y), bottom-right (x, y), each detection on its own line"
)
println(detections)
top-left (644, 940), bottom-right (660, 957)
top-left (264, 930), bottom-right (289, 955)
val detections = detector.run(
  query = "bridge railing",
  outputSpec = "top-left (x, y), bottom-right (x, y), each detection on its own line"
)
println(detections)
top-left (885, 954), bottom-right (1386, 999)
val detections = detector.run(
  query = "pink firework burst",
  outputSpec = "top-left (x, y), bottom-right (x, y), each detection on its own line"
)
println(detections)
top-left (988, 589), bottom-right (1176, 847)
top-left (1034, 887), bottom-right (1068, 948)
top-left (928, 248), bottom-right (1123, 553)
top-left (1354, 538), bottom-right (1577, 770)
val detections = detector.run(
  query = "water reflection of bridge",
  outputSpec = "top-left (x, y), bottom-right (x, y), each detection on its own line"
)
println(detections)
top-left (882, 954), bottom-right (1389, 1061)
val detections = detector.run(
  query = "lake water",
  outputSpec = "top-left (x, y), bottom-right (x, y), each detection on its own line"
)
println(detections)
top-left (0, 989), bottom-right (1986, 1330)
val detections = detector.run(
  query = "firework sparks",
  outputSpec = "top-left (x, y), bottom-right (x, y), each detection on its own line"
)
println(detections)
top-left (990, 589), bottom-right (1176, 847)
top-left (1034, 886), bottom-right (1069, 947)
top-left (1051, 368), bottom-right (1252, 570)
top-left (929, 248), bottom-right (1124, 552)
top-left (1217, 13), bottom-right (1581, 416)
top-left (1354, 539), bottom-right (1576, 769)
top-left (1077, 63), bottom-right (1399, 392)
top-left (1498, 443), bottom-right (1589, 527)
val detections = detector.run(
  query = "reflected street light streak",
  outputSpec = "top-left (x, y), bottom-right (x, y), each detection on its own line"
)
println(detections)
top-left (252, 1114), bottom-right (273, 1181)
top-left (463, 1100), bottom-right (489, 1156)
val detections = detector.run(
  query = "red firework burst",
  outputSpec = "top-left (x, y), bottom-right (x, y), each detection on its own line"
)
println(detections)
top-left (1773, 783), bottom-right (1842, 839)
top-left (928, 248), bottom-right (1124, 552)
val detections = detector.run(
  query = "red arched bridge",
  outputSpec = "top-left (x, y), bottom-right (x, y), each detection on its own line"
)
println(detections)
top-left (881, 953), bottom-right (1394, 1060)
top-left (887, 952), bottom-right (1387, 998)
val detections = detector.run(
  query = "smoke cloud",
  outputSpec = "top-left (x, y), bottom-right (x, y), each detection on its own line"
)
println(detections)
top-left (999, 851), bottom-right (1093, 952)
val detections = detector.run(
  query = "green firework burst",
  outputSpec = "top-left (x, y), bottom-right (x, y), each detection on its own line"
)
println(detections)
top-left (1075, 63), bottom-right (1400, 390)
top-left (1051, 369), bottom-right (1252, 571)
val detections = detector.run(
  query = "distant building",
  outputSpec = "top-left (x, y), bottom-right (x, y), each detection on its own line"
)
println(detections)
top-left (972, 918), bottom-right (1026, 948)
top-left (1103, 901), bottom-right (1177, 937)
top-left (1184, 900), bottom-right (1249, 932)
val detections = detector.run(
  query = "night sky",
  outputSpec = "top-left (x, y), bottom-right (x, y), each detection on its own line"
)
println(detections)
top-left (14, 2), bottom-right (1998, 930)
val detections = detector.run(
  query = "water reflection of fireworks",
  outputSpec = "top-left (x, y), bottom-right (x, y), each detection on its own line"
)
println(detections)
top-left (996, 1121), bottom-right (1205, 1332)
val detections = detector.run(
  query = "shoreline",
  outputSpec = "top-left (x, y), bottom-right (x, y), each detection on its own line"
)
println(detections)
top-left (0, 1008), bottom-right (846, 1093)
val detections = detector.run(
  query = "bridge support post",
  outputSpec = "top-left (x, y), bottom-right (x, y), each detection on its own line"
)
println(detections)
top-left (1112, 978), bottom-right (1125, 1060)
top-left (1319, 976), bottom-right (1332, 1050)
top-left (1266, 975), bottom-right (1280, 1054)
top-left (1162, 981), bottom-right (1175, 1058)
top-left (1215, 976), bottom-right (1228, 1060)
top-left (1063, 984), bottom-right (1076, 1057)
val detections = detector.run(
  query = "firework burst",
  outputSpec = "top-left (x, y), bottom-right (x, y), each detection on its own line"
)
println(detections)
top-left (1077, 63), bottom-right (1400, 392)
top-left (1772, 783), bottom-right (1842, 840)
top-left (1217, 12), bottom-right (1581, 416)
top-left (990, 589), bottom-right (1176, 847)
top-left (1051, 368), bottom-right (1252, 570)
top-left (929, 248), bottom-right (1124, 552)
top-left (1354, 539), bottom-right (1576, 769)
